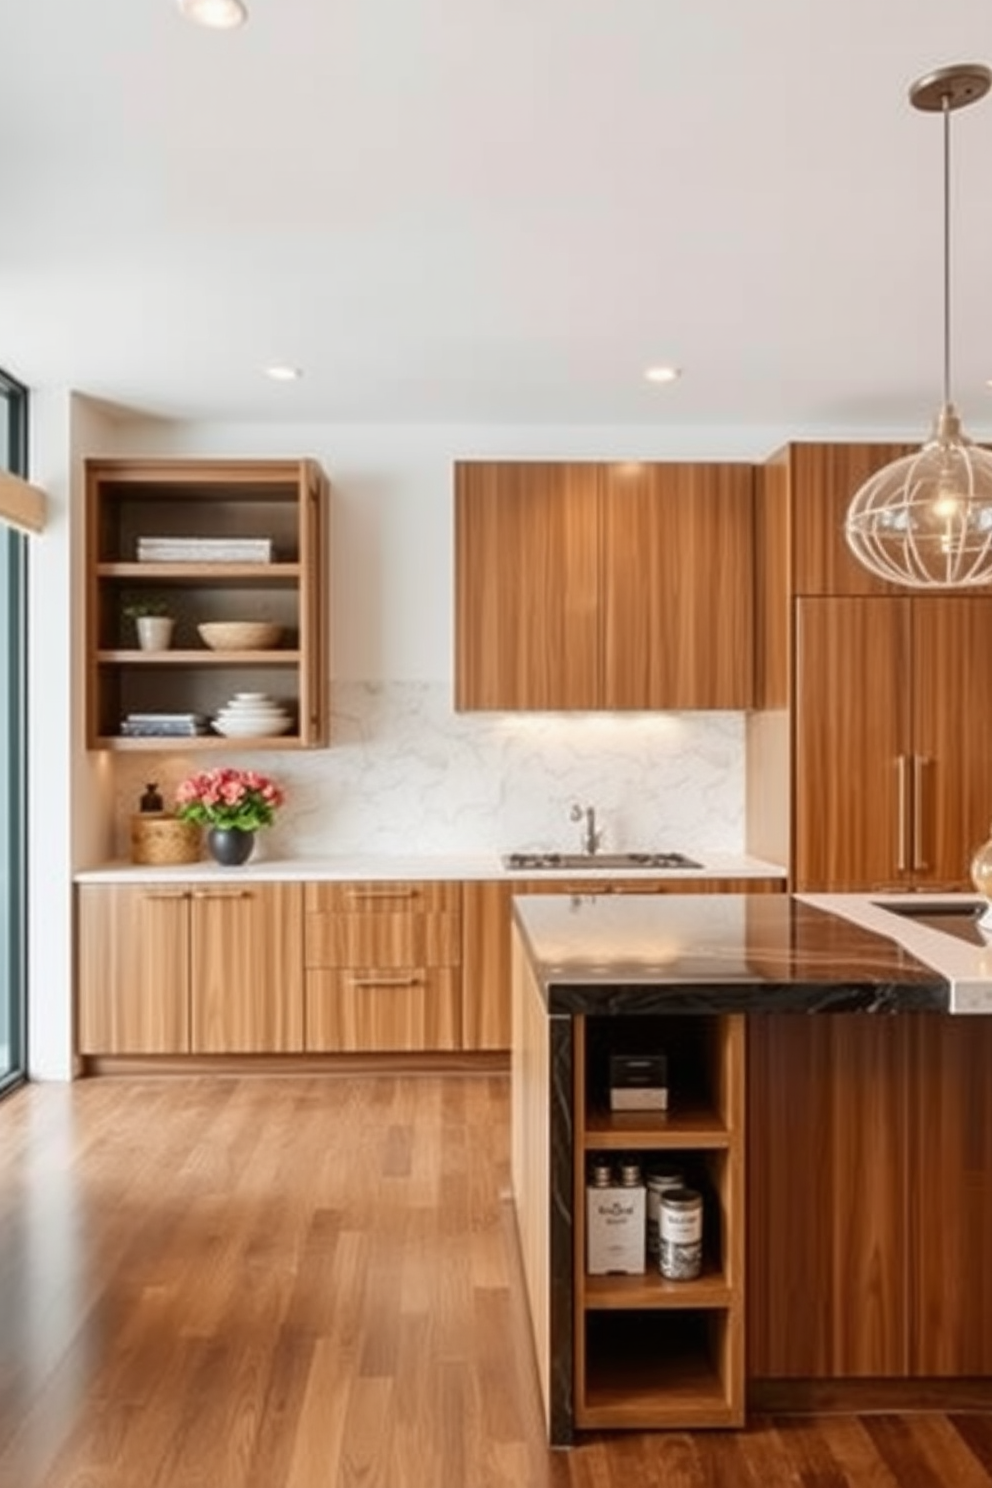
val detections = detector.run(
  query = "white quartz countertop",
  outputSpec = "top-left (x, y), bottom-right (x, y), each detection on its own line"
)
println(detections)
top-left (74, 850), bottom-right (787, 885)
top-left (801, 892), bottom-right (992, 1013)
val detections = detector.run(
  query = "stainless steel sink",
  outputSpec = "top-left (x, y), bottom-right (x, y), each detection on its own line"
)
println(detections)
top-left (873, 899), bottom-right (988, 947)
top-left (502, 850), bottom-right (703, 871)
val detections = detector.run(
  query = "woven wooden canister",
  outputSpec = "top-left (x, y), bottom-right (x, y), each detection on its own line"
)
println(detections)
top-left (130, 813), bottom-right (202, 866)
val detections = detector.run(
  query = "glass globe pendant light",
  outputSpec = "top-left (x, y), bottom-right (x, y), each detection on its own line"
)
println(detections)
top-left (845, 63), bottom-right (992, 588)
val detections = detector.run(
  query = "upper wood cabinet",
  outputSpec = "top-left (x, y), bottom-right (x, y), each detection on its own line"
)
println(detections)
top-left (454, 460), bottom-right (755, 711)
top-left (85, 458), bottom-right (330, 751)
top-left (454, 462), bottom-right (601, 710)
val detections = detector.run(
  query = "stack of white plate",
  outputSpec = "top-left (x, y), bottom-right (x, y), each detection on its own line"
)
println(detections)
top-left (212, 692), bottom-right (294, 738)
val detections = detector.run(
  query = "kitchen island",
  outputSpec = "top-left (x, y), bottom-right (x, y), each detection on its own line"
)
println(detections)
top-left (510, 892), bottom-right (992, 1444)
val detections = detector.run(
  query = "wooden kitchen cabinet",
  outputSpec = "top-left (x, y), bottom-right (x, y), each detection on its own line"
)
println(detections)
top-left (304, 881), bottom-right (462, 1052)
top-left (748, 441), bottom-right (992, 887)
top-left (462, 877), bottom-right (784, 1052)
top-left (573, 1013), bottom-right (746, 1430)
top-left (77, 881), bottom-right (304, 1055)
top-left (85, 457), bottom-right (330, 751)
top-left (454, 462), bottom-right (601, 710)
top-left (454, 460), bottom-right (754, 711)
top-left (600, 463), bottom-right (754, 709)
top-left (748, 1013), bottom-right (992, 1383)
top-left (795, 596), bottom-right (992, 890)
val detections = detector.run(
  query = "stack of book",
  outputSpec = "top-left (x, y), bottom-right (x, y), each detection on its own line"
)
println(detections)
top-left (136, 536), bottom-right (273, 563)
top-left (120, 712), bottom-right (210, 738)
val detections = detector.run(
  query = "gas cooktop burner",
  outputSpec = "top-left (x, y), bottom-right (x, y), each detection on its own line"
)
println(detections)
top-left (501, 850), bottom-right (704, 871)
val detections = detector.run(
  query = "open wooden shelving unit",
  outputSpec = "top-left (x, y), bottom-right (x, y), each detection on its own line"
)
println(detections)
top-left (572, 1013), bottom-right (745, 1430)
top-left (84, 457), bottom-right (329, 751)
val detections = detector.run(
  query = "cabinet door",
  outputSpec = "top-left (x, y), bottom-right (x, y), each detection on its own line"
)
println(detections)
top-left (77, 884), bottom-right (190, 1054)
top-left (306, 968), bottom-right (460, 1052)
top-left (911, 597), bottom-right (992, 888)
top-left (454, 462), bottom-right (601, 710)
top-left (794, 598), bottom-right (911, 890)
top-left (190, 883), bottom-right (303, 1053)
top-left (909, 1016), bottom-right (992, 1374)
top-left (789, 442), bottom-right (918, 596)
top-left (601, 463), bottom-right (754, 708)
top-left (747, 1015), bottom-right (910, 1378)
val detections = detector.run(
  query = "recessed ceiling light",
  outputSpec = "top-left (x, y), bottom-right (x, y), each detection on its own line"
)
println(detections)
top-left (177, 0), bottom-right (248, 30)
top-left (265, 365), bottom-right (302, 382)
top-left (644, 365), bottom-right (681, 385)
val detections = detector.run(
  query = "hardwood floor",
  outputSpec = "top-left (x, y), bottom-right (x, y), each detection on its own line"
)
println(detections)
top-left (2, 1074), bottom-right (992, 1487)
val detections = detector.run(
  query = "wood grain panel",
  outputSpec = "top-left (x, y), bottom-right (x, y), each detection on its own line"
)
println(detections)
top-left (190, 882), bottom-right (304, 1054)
top-left (304, 968), bottom-right (460, 1051)
top-left (911, 597), bottom-right (992, 888)
top-left (753, 449), bottom-right (790, 709)
top-left (77, 884), bottom-right (190, 1054)
top-left (454, 461), bottom-right (601, 710)
top-left (789, 442), bottom-right (918, 596)
top-left (794, 597), bottom-right (910, 890)
top-left (304, 881), bottom-right (461, 968)
top-left (509, 922), bottom-right (554, 1433)
top-left (461, 879), bottom-right (514, 1050)
top-left (748, 1014), bottom-right (910, 1379)
top-left (909, 1015), bottom-right (992, 1374)
top-left (601, 462), bottom-right (755, 709)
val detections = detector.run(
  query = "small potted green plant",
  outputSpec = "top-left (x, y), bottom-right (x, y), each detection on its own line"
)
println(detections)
top-left (123, 599), bottom-right (175, 651)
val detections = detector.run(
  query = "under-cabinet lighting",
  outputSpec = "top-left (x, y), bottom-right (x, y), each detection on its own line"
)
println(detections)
top-left (177, 0), bottom-right (248, 30)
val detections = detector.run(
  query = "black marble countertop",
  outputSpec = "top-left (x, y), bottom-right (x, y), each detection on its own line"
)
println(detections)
top-left (511, 892), bottom-right (951, 1014)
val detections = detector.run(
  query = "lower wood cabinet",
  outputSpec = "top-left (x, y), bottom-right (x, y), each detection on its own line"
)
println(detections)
top-left (463, 877), bottom-right (784, 1052)
top-left (303, 881), bottom-right (462, 1051)
top-left (747, 1013), bottom-right (992, 1380)
top-left (573, 1013), bottom-right (746, 1430)
top-left (76, 881), bottom-right (304, 1055)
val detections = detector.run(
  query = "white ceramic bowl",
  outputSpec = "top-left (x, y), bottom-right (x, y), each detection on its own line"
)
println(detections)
top-left (212, 716), bottom-right (294, 737)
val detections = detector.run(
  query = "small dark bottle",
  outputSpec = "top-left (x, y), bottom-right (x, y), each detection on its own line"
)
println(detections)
top-left (139, 782), bottom-right (164, 814)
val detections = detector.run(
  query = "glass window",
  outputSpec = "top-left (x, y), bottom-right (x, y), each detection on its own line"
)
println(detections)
top-left (0, 369), bottom-right (27, 1093)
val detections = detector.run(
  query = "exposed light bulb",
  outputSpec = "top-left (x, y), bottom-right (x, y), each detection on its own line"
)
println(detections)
top-left (177, 0), bottom-right (248, 30)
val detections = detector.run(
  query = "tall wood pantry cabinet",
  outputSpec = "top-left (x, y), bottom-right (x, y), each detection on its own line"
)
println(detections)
top-left (85, 458), bottom-right (330, 750)
top-left (454, 461), bottom-right (755, 711)
top-left (747, 441), bottom-right (992, 890)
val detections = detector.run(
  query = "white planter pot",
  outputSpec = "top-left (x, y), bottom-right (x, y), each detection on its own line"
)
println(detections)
top-left (135, 616), bottom-right (175, 651)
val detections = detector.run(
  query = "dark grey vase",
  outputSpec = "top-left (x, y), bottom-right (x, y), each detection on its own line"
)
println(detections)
top-left (206, 827), bottom-right (255, 867)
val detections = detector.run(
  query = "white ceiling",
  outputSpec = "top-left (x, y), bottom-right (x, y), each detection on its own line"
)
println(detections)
top-left (3, 0), bottom-right (992, 431)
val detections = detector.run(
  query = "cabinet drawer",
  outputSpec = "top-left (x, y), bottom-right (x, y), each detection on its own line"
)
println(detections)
top-left (304, 881), bottom-right (461, 968)
top-left (305, 968), bottom-right (461, 1051)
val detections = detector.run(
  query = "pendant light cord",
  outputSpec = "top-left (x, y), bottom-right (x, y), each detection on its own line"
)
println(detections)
top-left (943, 92), bottom-right (952, 410)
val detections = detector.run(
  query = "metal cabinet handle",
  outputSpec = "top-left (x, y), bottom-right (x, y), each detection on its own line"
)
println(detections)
top-left (896, 755), bottom-right (909, 873)
top-left (344, 888), bottom-right (419, 901)
top-left (144, 891), bottom-right (191, 901)
top-left (348, 973), bottom-right (425, 989)
top-left (191, 889), bottom-right (252, 900)
top-left (913, 755), bottom-right (930, 871)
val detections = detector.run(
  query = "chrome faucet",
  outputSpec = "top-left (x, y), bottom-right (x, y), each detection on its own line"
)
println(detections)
top-left (570, 802), bottom-right (602, 856)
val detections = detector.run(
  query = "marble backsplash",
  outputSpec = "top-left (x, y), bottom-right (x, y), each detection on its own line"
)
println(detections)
top-left (111, 682), bottom-right (745, 861)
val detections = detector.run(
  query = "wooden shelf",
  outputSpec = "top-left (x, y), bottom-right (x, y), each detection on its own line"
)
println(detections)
top-left (584, 1101), bottom-right (730, 1149)
top-left (85, 457), bottom-right (329, 752)
top-left (573, 1014), bottom-right (745, 1432)
top-left (98, 562), bottom-right (302, 582)
top-left (97, 650), bottom-right (301, 666)
top-left (583, 1262), bottom-right (733, 1311)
